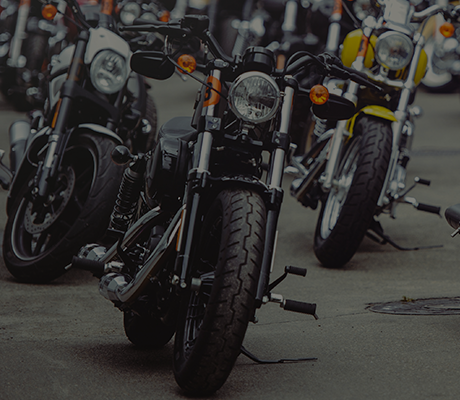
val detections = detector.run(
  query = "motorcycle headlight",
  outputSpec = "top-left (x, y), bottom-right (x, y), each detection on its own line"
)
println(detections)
top-left (90, 50), bottom-right (128, 94)
top-left (375, 31), bottom-right (414, 71)
top-left (119, 2), bottom-right (141, 25)
top-left (228, 72), bottom-right (280, 124)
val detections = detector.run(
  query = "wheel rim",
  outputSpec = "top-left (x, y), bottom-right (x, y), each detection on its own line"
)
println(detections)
top-left (320, 138), bottom-right (361, 239)
top-left (10, 144), bottom-right (96, 261)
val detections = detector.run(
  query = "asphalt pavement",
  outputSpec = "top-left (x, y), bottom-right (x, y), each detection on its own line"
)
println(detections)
top-left (1, 75), bottom-right (460, 400)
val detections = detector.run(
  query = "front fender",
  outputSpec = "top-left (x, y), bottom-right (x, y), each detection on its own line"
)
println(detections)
top-left (347, 106), bottom-right (397, 134)
top-left (7, 124), bottom-right (123, 215)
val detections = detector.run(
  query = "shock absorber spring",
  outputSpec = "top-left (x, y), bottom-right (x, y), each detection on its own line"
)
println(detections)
top-left (313, 116), bottom-right (328, 138)
top-left (110, 164), bottom-right (144, 232)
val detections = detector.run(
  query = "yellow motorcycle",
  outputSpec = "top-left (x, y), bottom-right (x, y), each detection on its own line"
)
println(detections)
top-left (290, 0), bottom-right (459, 267)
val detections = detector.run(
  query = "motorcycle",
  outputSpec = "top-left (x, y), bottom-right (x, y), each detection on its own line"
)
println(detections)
top-left (421, 0), bottom-right (460, 92)
top-left (0, 0), bottom-right (158, 283)
top-left (289, 0), bottom-right (457, 268)
top-left (0, 0), bottom-right (69, 110)
top-left (286, 0), bottom-right (363, 154)
top-left (70, 14), bottom-right (380, 395)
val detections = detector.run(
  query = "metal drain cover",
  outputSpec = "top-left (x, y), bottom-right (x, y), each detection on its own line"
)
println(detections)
top-left (367, 297), bottom-right (460, 315)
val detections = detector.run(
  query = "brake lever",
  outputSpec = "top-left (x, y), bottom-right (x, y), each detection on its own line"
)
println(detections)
top-left (328, 64), bottom-right (383, 92)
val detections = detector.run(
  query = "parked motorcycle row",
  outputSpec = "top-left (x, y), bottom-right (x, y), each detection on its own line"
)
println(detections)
top-left (1, 0), bottom-right (460, 395)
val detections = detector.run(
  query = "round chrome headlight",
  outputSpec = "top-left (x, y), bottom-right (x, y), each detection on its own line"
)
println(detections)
top-left (120, 2), bottom-right (141, 25)
top-left (228, 72), bottom-right (280, 124)
top-left (90, 50), bottom-right (128, 94)
top-left (375, 31), bottom-right (414, 71)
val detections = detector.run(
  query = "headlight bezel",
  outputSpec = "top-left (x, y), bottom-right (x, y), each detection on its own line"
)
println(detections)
top-left (374, 31), bottom-right (414, 71)
top-left (90, 49), bottom-right (128, 95)
top-left (228, 71), bottom-right (281, 124)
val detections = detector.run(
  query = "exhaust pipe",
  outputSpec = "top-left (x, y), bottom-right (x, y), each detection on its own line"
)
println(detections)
top-left (9, 120), bottom-right (30, 176)
top-left (97, 207), bottom-right (183, 304)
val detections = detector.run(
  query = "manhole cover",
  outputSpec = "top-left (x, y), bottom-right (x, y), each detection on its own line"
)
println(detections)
top-left (367, 297), bottom-right (460, 315)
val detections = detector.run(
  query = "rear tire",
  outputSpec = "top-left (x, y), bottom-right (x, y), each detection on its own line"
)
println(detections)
top-left (313, 116), bottom-right (392, 268)
top-left (3, 133), bottom-right (123, 283)
top-left (173, 189), bottom-right (266, 395)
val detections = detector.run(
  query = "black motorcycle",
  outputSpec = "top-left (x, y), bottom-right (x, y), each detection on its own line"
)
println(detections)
top-left (1, 0), bottom-right (157, 283)
top-left (72, 14), bottom-right (380, 395)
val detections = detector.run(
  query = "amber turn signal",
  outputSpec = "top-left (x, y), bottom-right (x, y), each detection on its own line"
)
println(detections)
top-left (440, 22), bottom-right (455, 38)
top-left (310, 85), bottom-right (329, 105)
top-left (177, 54), bottom-right (197, 74)
top-left (42, 4), bottom-right (58, 20)
top-left (159, 10), bottom-right (170, 22)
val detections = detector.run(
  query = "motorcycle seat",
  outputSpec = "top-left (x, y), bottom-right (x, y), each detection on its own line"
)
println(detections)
top-left (159, 117), bottom-right (197, 143)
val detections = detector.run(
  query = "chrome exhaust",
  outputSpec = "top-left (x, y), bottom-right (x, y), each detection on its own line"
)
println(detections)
top-left (98, 207), bottom-right (183, 304)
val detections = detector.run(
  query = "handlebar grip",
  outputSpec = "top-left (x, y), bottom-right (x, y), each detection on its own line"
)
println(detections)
top-left (284, 300), bottom-right (317, 316)
top-left (417, 203), bottom-right (441, 215)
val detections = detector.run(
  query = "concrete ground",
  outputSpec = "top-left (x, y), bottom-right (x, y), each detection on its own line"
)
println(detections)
top-left (0, 75), bottom-right (460, 399)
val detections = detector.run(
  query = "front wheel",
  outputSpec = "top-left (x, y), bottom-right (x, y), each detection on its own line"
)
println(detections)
top-left (173, 189), bottom-right (266, 396)
top-left (313, 116), bottom-right (392, 268)
top-left (3, 133), bottom-right (123, 283)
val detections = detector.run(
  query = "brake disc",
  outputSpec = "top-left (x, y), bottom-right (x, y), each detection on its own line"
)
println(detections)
top-left (24, 166), bottom-right (76, 234)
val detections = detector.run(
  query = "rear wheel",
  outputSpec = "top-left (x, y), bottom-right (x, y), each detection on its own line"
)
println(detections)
top-left (3, 133), bottom-right (123, 283)
top-left (173, 189), bottom-right (266, 395)
top-left (313, 116), bottom-right (392, 268)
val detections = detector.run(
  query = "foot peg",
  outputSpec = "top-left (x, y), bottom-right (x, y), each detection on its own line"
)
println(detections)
top-left (404, 196), bottom-right (441, 215)
top-left (267, 293), bottom-right (318, 319)
top-left (71, 254), bottom-right (123, 278)
top-left (266, 266), bottom-right (318, 319)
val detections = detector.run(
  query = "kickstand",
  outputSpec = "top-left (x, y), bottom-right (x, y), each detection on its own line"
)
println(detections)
top-left (366, 219), bottom-right (443, 251)
top-left (240, 346), bottom-right (317, 364)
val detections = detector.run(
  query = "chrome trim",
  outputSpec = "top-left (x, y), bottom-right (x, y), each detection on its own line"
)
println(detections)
top-left (99, 207), bottom-right (183, 304)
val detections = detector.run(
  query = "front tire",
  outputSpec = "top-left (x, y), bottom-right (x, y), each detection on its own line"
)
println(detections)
top-left (3, 133), bottom-right (123, 283)
top-left (313, 116), bottom-right (392, 268)
top-left (173, 189), bottom-right (266, 395)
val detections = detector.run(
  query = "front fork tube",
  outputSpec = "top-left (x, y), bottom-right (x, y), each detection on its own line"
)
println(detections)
top-left (321, 81), bottom-right (360, 191)
top-left (175, 130), bottom-right (213, 288)
top-left (325, 0), bottom-right (342, 54)
top-left (8, 0), bottom-right (30, 67)
top-left (36, 31), bottom-right (89, 199)
top-left (377, 35), bottom-right (424, 207)
top-left (255, 85), bottom-right (295, 307)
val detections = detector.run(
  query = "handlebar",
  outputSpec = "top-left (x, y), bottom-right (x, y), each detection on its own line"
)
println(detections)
top-left (122, 15), bottom-right (381, 90)
top-left (120, 15), bottom-right (233, 63)
top-left (286, 51), bottom-right (383, 92)
top-left (411, 3), bottom-right (460, 22)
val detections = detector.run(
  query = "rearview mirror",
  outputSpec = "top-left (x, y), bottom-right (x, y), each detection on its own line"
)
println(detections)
top-left (130, 51), bottom-right (175, 80)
